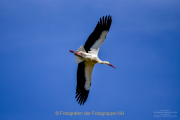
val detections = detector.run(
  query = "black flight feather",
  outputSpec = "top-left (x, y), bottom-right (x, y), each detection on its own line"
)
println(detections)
top-left (84, 15), bottom-right (112, 52)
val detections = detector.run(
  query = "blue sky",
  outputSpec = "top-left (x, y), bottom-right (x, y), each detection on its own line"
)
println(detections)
top-left (0, 0), bottom-right (180, 120)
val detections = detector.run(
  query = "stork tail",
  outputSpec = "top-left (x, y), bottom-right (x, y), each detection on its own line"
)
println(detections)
top-left (75, 46), bottom-right (86, 64)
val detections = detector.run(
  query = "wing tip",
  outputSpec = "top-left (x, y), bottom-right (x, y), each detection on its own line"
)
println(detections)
top-left (100, 15), bottom-right (112, 20)
top-left (75, 90), bottom-right (89, 105)
top-left (98, 15), bottom-right (112, 30)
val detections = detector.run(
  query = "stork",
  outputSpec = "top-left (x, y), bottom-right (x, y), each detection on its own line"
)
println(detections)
top-left (70, 15), bottom-right (115, 105)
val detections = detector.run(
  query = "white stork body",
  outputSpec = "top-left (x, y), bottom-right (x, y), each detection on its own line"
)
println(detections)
top-left (70, 15), bottom-right (115, 105)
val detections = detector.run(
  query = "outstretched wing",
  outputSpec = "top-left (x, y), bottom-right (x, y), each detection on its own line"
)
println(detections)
top-left (84, 15), bottom-right (112, 55)
top-left (75, 61), bottom-right (95, 105)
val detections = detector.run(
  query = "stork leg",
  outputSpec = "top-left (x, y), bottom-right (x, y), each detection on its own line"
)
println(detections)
top-left (70, 50), bottom-right (75, 53)
top-left (70, 50), bottom-right (85, 58)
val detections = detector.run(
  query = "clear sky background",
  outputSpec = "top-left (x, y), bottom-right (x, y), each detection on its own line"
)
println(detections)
top-left (0, 0), bottom-right (180, 120)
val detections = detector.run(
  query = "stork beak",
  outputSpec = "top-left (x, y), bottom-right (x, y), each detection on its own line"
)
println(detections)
top-left (109, 64), bottom-right (116, 69)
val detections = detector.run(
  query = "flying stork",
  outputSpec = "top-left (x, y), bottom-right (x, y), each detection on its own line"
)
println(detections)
top-left (70, 15), bottom-right (116, 105)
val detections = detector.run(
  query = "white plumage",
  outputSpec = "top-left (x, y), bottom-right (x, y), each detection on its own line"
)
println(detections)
top-left (70, 15), bottom-right (115, 105)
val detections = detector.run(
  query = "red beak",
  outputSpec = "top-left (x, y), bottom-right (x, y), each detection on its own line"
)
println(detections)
top-left (109, 64), bottom-right (116, 69)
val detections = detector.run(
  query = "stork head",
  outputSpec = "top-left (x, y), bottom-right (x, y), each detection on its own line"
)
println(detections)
top-left (103, 61), bottom-right (116, 69)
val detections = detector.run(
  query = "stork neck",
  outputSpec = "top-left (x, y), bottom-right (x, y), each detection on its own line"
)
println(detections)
top-left (100, 61), bottom-right (109, 65)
